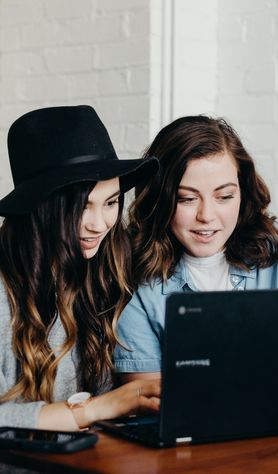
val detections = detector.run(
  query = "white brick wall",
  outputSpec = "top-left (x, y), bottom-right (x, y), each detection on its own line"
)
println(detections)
top-left (169, 0), bottom-right (278, 214)
top-left (172, 0), bottom-right (218, 118)
top-left (1, 0), bottom-right (278, 215)
top-left (216, 0), bottom-right (278, 213)
top-left (0, 0), bottom-right (150, 199)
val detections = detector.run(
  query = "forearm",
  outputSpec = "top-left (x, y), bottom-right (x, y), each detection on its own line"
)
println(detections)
top-left (120, 373), bottom-right (161, 384)
top-left (39, 379), bottom-right (161, 431)
top-left (38, 401), bottom-right (79, 431)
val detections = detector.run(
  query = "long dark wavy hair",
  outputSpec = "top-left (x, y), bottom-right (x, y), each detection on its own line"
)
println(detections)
top-left (129, 115), bottom-right (278, 285)
top-left (0, 181), bottom-right (132, 403)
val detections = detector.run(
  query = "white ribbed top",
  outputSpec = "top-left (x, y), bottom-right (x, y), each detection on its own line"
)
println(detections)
top-left (184, 251), bottom-right (233, 291)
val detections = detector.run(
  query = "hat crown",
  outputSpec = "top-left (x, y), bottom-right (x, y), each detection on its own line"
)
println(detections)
top-left (8, 105), bottom-right (117, 186)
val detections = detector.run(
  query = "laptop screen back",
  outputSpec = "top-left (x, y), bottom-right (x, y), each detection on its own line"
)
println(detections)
top-left (160, 290), bottom-right (278, 444)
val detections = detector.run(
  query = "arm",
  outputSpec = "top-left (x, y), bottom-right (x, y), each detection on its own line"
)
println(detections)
top-left (38, 379), bottom-right (161, 430)
top-left (114, 286), bottom-right (166, 382)
top-left (121, 373), bottom-right (161, 383)
top-left (0, 349), bottom-right (160, 431)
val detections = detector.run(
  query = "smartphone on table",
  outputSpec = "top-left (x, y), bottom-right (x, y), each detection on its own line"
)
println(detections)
top-left (0, 427), bottom-right (98, 453)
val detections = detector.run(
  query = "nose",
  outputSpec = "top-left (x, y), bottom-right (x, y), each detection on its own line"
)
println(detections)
top-left (196, 199), bottom-right (216, 223)
top-left (84, 208), bottom-right (107, 233)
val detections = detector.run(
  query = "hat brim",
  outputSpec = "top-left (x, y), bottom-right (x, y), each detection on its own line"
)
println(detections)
top-left (0, 156), bottom-right (159, 216)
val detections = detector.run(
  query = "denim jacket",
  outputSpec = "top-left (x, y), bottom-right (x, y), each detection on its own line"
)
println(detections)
top-left (114, 259), bottom-right (278, 373)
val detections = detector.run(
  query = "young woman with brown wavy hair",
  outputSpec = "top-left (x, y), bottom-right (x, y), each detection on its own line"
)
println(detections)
top-left (114, 115), bottom-right (278, 382)
top-left (0, 105), bottom-right (160, 430)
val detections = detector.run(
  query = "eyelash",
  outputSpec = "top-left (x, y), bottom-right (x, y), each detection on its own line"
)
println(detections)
top-left (218, 195), bottom-right (235, 201)
top-left (177, 197), bottom-right (197, 203)
top-left (177, 195), bottom-right (235, 204)
top-left (106, 198), bottom-right (119, 207)
top-left (84, 198), bottom-right (119, 210)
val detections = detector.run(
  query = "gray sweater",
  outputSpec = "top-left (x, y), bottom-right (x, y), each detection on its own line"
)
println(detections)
top-left (0, 280), bottom-right (78, 428)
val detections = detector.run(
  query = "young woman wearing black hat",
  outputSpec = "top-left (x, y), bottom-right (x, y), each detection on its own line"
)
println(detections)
top-left (0, 105), bottom-right (160, 431)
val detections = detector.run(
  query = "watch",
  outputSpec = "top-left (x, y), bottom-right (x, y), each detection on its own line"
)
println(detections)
top-left (66, 392), bottom-right (93, 430)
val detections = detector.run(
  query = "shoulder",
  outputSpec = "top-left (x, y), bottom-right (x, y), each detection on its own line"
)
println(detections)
top-left (122, 264), bottom-right (185, 320)
top-left (244, 262), bottom-right (278, 289)
top-left (136, 259), bottom-right (187, 297)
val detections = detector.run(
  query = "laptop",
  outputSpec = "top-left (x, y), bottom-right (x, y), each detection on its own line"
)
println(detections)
top-left (96, 289), bottom-right (278, 447)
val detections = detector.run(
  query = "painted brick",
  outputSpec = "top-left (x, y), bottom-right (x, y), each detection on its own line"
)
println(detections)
top-left (217, 95), bottom-right (275, 123)
top-left (219, 67), bottom-right (245, 95)
top-left (176, 67), bottom-right (217, 95)
top-left (125, 9), bottom-right (150, 38)
top-left (17, 76), bottom-right (70, 102)
top-left (96, 95), bottom-right (149, 124)
top-left (129, 66), bottom-right (149, 94)
top-left (98, 69), bottom-right (129, 96)
top-left (95, 97), bottom-right (124, 124)
top-left (176, 0), bottom-right (218, 16)
top-left (1, 0), bottom-right (278, 214)
top-left (105, 123), bottom-right (125, 152)
top-left (94, 39), bottom-right (149, 69)
top-left (121, 96), bottom-right (149, 122)
top-left (68, 15), bottom-right (123, 45)
top-left (21, 23), bottom-right (70, 49)
top-left (45, 47), bottom-right (92, 73)
top-left (0, 26), bottom-right (20, 51)
top-left (99, 0), bottom-right (149, 11)
top-left (0, 104), bottom-right (33, 129)
top-left (1, 52), bottom-right (46, 76)
top-left (245, 11), bottom-right (276, 40)
top-left (175, 0), bottom-right (218, 40)
top-left (218, 0), bottom-right (271, 13)
top-left (44, 0), bottom-right (94, 20)
top-left (218, 14), bottom-right (244, 41)
top-left (177, 41), bottom-right (217, 68)
top-left (245, 64), bottom-right (275, 93)
top-left (69, 73), bottom-right (98, 99)
top-left (125, 124), bottom-right (149, 153)
top-left (218, 40), bottom-right (274, 69)
top-left (242, 123), bottom-right (276, 153)
top-left (0, 76), bottom-right (20, 103)
top-left (0, 0), bottom-right (44, 26)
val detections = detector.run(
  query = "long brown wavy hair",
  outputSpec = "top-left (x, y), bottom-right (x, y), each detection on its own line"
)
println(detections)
top-left (0, 181), bottom-right (132, 403)
top-left (129, 115), bottom-right (278, 285)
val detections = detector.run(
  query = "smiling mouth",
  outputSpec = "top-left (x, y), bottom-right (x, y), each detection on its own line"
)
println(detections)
top-left (80, 237), bottom-right (98, 242)
top-left (192, 230), bottom-right (218, 237)
top-left (80, 236), bottom-right (102, 250)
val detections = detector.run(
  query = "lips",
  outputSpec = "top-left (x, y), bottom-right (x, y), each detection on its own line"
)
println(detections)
top-left (191, 229), bottom-right (218, 243)
top-left (80, 236), bottom-right (101, 250)
top-left (193, 230), bottom-right (216, 236)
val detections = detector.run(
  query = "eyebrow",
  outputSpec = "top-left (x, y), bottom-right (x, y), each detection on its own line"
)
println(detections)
top-left (87, 190), bottom-right (120, 204)
top-left (178, 183), bottom-right (238, 192)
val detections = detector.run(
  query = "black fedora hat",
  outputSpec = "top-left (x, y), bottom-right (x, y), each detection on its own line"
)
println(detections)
top-left (0, 105), bottom-right (159, 216)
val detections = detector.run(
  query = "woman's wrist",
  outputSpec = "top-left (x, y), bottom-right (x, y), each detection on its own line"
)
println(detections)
top-left (84, 396), bottom-right (102, 425)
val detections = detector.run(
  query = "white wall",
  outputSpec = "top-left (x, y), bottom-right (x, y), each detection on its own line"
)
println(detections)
top-left (216, 0), bottom-right (278, 213)
top-left (0, 0), bottom-right (151, 200)
top-left (1, 0), bottom-right (277, 214)
top-left (168, 0), bottom-right (278, 213)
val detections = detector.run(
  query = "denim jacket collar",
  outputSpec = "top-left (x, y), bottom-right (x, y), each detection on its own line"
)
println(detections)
top-left (161, 258), bottom-right (257, 295)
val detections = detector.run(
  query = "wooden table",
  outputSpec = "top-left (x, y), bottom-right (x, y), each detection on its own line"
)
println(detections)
top-left (1, 431), bottom-right (278, 474)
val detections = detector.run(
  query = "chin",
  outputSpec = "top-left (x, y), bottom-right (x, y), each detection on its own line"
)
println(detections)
top-left (189, 246), bottom-right (221, 258)
top-left (83, 248), bottom-right (98, 259)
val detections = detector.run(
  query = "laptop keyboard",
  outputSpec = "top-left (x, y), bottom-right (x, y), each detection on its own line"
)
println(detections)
top-left (119, 420), bottom-right (160, 444)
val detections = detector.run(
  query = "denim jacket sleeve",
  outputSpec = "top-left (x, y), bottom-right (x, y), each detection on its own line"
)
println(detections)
top-left (114, 284), bottom-right (167, 373)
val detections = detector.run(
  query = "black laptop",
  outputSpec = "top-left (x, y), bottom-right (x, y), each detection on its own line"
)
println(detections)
top-left (97, 289), bottom-right (278, 447)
